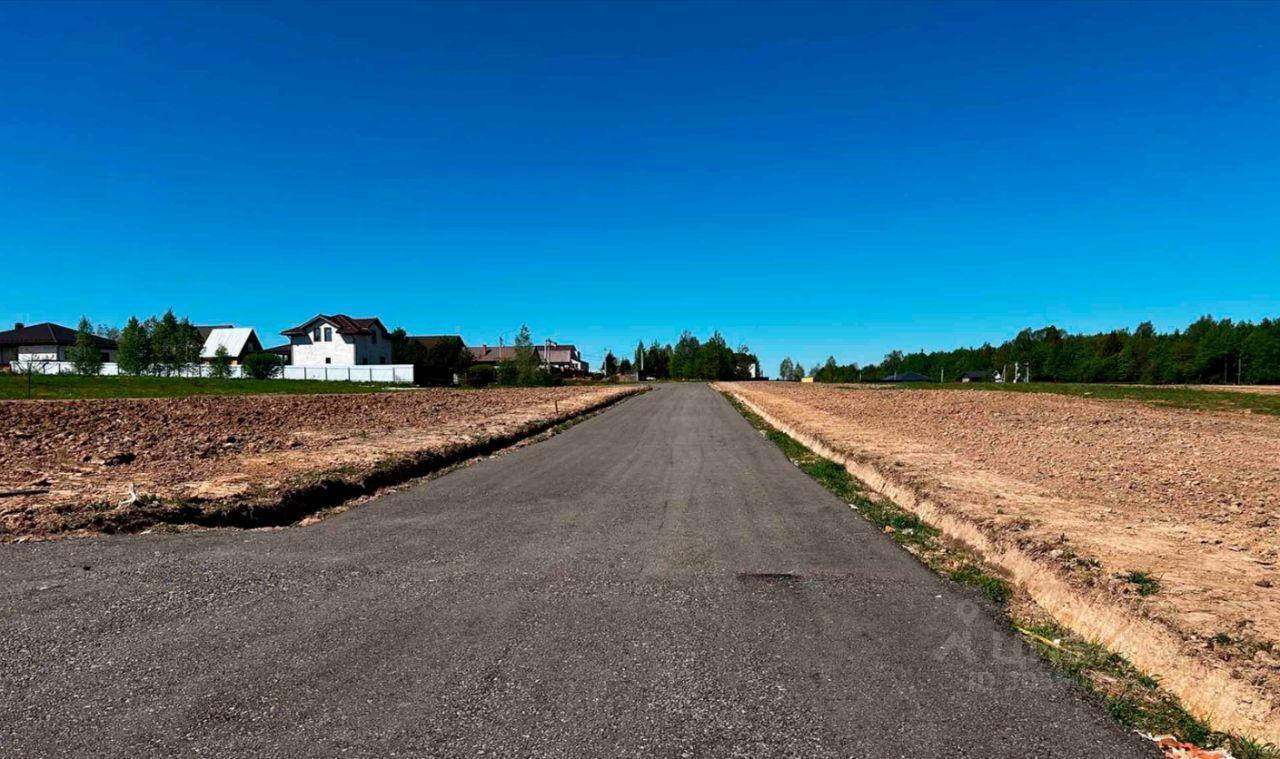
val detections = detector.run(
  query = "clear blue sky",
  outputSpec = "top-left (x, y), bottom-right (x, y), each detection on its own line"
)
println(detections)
top-left (3, 1), bottom-right (1278, 375)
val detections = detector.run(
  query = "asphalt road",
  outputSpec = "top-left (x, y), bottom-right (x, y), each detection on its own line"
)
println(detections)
top-left (1, 384), bottom-right (1156, 758)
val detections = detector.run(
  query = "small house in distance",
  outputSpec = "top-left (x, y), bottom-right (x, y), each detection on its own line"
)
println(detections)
top-left (281, 314), bottom-right (392, 366)
top-left (0, 322), bottom-right (117, 369)
top-left (883, 371), bottom-right (931, 383)
top-left (959, 370), bottom-right (992, 383)
top-left (467, 341), bottom-right (589, 376)
top-left (198, 326), bottom-right (263, 365)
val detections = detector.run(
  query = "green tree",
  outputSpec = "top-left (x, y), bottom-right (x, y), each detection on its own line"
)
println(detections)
top-left (149, 310), bottom-right (181, 375)
top-left (779, 357), bottom-right (794, 381)
top-left (732, 344), bottom-right (760, 380)
top-left (604, 351), bottom-right (619, 376)
top-left (209, 344), bottom-right (233, 379)
top-left (645, 341), bottom-right (672, 379)
top-left (670, 331), bottom-right (701, 379)
top-left (695, 332), bottom-right (736, 380)
top-left (512, 324), bottom-right (544, 386)
top-left (68, 317), bottom-right (104, 376)
top-left (116, 316), bottom-right (151, 376)
top-left (176, 317), bottom-right (204, 370)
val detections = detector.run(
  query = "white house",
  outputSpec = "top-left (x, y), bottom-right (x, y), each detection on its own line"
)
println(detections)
top-left (0, 322), bottom-right (117, 368)
top-left (198, 326), bottom-right (264, 365)
top-left (280, 314), bottom-right (393, 366)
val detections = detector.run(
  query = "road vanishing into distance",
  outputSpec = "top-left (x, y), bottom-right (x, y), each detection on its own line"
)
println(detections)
top-left (1, 384), bottom-right (1155, 758)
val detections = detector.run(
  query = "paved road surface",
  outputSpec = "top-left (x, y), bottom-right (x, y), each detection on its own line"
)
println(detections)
top-left (1, 384), bottom-right (1155, 757)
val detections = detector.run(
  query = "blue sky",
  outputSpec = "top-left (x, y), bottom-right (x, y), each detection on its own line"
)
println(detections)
top-left (2, 1), bottom-right (1278, 375)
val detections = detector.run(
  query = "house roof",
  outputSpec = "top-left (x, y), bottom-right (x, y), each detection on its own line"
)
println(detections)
top-left (408, 334), bottom-right (463, 349)
top-left (0, 322), bottom-right (116, 349)
top-left (195, 324), bottom-right (234, 340)
top-left (468, 343), bottom-right (581, 363)
top-left (200, 327), bottom-right (260, 359)
top-left (264, 343), bottom-right (292, 356)
top-left (959, 370), bottom-right (991, 380)
top-left (281, 314), bottom-right (387, 337)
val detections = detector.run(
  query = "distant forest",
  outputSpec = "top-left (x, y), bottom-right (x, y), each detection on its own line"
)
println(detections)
top-left (811, 315), bottom-right (1280, 384)
top-left (607, 332), bottom-right (760, 381)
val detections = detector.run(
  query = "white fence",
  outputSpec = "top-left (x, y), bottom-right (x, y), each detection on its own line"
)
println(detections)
top-left (282, 365), bottom-right (414, 383)
top-left (11, 361), bottom-right (414, 384)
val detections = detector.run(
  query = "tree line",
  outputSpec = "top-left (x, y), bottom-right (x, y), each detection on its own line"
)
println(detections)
top-left (60, 311), bottom-right (281, 379)
top-left (603, 332), bottom-right (760, 381)
top-left (800, 315), bottom-right (1280, 384)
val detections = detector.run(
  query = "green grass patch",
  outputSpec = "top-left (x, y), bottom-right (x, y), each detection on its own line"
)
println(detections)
top-left (872, 381), bottom-right (1280, 416)
top-left (721, 389), bottom-right (1279, 758)
top-left (0, 373), bottom-right (400, 400)
top-left (1119, 570), bottom-right (1162, 596)
top-left (1018, 621), bottom-right (1278, 759)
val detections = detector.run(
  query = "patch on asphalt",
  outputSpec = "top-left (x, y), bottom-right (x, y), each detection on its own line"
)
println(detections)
top-left (737, 571), bottom-right (801, 585)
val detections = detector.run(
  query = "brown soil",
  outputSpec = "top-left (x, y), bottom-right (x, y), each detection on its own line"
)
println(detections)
top-left (1, 386), bottom-right (639, 540)
top-left (718, 382), bottom-right (1280, 743)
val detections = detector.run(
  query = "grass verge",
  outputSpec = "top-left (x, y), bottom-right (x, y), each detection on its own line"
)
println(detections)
top-left (721, 389), bottom-right (1278, 759)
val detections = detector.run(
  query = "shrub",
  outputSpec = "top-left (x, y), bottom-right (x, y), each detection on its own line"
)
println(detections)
top-left (496, 360), bottom-right (519, 386)
top-left (242, 352), bottom-right (282, 380)
top-left (465, 364), bottom-right (496, 387)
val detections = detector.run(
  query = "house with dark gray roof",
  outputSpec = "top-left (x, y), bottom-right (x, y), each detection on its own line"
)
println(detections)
top-left (280, 314), bottom-right (391, 366)
top-left (0, 322), bottom-right (117, 368)
top-left (468, 341), bottom-right (589, 375)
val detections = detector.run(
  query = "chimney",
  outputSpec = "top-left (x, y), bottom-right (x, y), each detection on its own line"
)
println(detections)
top-left (14, 322), bottom-right (23, 329)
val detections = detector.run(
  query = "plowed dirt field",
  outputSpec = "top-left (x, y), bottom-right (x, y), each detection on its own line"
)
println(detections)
top-left (719, 381), bottom-right (1280, 744)
top-left (1, 386), bottom-right (639, 540)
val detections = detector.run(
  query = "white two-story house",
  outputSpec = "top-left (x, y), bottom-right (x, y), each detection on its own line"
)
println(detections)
top-left (280, 314), bottom-right (393, 366)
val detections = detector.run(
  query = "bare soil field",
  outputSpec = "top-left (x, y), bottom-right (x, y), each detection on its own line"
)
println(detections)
top-left (0, 386), bottom-right (640, 541)
top-left (718, 382), bottom-right (1280, 744)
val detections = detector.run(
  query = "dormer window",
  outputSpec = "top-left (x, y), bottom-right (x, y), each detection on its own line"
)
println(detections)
top-left (312, 327), bottom-right (321, 342)
top-left (323, 327), bottom-right (333, 342)
top-left (371, 330), bottom-right (378, 344)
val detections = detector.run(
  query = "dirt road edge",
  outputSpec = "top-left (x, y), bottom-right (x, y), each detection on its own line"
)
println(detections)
top-left (715, 383), bottom-right (1279, 747)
